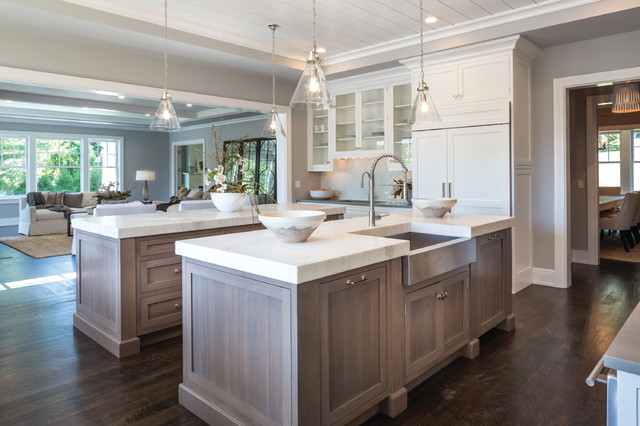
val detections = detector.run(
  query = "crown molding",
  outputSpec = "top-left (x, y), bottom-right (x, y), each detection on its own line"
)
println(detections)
top-left (323, 0), bottom-right (595, 67)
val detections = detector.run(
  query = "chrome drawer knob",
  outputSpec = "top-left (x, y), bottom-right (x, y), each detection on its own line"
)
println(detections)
top-left (174, 303), bottom-right (181, 310)
top-left (174, 268), bottom-right (181, 273)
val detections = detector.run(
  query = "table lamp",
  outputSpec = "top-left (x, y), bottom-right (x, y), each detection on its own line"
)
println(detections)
top-left (136, 170), bottom-right (156, 202)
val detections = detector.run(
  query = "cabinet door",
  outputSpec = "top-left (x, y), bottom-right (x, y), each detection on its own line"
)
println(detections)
top-left (308, 108), bottom-right (332, 171)
top-left (447, 124), bottom-right (510, 215)
top-left (334, 92), bottom-right (357, 155)
top-left (413, 129), bottom-right (448, 198)
top-left (458, 55), bottom-right (510, 104)
top-left (473, 230), bottom-right (510, 337)
top-left (422, 65), bottom-right (458, 107)
top-left (360, 86), bottom-right (387, 153)
top-left (440, 271), bottom-right (469, 355)
top-left (320, 267), bottom-right (388, 424)
top-left (389, 82), bottom-right (413, 171)
top-left (404, 284), bottom-right (440, 381)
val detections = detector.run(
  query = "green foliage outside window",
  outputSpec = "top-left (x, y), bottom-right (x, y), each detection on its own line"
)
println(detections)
top-left (0, 137), bottom-right (27, 195)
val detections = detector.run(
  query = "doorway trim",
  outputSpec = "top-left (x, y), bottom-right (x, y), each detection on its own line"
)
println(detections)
top-left (0, 65), bottom-right (293, 203)
top-left (170, 139), bottom-right (205, 195)
top-left (553, 66), bottom-right (640, 288)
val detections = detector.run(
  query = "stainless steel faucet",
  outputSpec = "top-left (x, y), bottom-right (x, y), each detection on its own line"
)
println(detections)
top-left (368, 154), bottom-right (408, 227)
top-left (360, 171), bottom-right (371, 200)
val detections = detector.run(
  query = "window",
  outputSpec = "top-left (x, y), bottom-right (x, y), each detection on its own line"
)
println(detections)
top-left (89, 139), bottom-right (119, 191)
top-left (0, 137), bottom-right (27, 195)
top-left (598, 131), bottom-right (621, 187)
top-left (0, 132), bottom-right (122, 196)
top-left (36, 138), bottom-right (81, 192)
top-left (634, 130), bottom-right (640, 190)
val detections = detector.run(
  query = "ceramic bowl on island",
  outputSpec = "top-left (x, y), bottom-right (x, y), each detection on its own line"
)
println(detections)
top-left (258, 210), bottom-right (326, 243)
top-left (309, 189), bottom-right (333, 199)
top-left (412, 198), bottom-right (457, 218)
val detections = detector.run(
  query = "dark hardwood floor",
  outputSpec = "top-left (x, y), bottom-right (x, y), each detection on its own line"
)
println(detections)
top-left (1, 223), bottom-right (638, 425)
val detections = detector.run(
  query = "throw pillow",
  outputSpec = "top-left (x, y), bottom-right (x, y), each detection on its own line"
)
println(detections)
top-left (26, 191), bottom-right (47, 206)
top-left (47, 191), bottom-right (66, 206)
top-left (177, 187), bottom-right (191, 201)
top-left (64, 192), bottom-right (84, 208)
top-left (81, 192), bottom-right (98, 207)
top-left (187, 190), bottom-right (204, 200)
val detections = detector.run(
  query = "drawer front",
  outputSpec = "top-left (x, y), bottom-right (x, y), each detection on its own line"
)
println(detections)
top-left (138, 229), bottom-right (224, 257)
top-left (139, 290), bottom-right (182, 334)
top-left (139, 256), bottom-right (182, 293)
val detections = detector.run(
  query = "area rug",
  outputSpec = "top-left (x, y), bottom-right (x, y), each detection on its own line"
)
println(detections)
top-left (599, 233), bottom-right (640, 263)
top-left (0, 234), bottom-right (72, 258)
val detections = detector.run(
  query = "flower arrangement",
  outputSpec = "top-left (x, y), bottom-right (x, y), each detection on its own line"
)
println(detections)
top-left (391, 179), bottom-right (412, 199)
top-left (95, 181), bottom-right (132, 203)
top-left (202, 124), bottom-right (256, 194)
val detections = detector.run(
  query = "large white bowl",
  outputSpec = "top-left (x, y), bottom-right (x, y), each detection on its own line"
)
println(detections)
top-left (412, 198), bottom-right (457, 218)
top-left (309, 189), bottom-right (333, 199)
top-left (259, 210), bottom-right (326, 243)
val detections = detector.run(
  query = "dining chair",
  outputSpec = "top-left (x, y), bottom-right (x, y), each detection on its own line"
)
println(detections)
top-left (600, 192), bottom-right (639, 252)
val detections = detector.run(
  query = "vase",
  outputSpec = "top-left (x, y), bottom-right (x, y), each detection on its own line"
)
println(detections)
top-left (211, 192), bottom-right (246, 213)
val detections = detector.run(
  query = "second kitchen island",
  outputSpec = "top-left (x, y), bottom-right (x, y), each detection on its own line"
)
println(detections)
top-left (175, 211), bottom-right (515, 425)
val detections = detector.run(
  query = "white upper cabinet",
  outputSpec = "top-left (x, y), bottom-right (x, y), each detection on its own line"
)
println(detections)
top-left (307, 108), bottom-right (333, 171)
top-left (420, 55), bottom-right (510, 107)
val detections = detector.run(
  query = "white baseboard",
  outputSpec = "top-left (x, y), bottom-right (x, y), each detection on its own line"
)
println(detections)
top-left (532, 268), bottom-right (562, 288)
top-left (514, 267), bottom-right (533, 293)
top-left (572, 250), bottom-right (589, 264)
top-left (0, 217), bottom-right (18, 226)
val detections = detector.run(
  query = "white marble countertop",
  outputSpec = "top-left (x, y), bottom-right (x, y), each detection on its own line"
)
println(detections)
top-left (175, 211), bottom-right (514, 284)
top-left (72, 203), bottom-right (346, 239)
top-left (604, 301), bottom-right (640, 375)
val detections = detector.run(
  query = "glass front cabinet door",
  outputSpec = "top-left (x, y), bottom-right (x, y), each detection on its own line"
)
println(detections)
top-left (334, 92), bottom-right (357, 155)
top-left (389, 82), bottom-right (413, 170)
top-left (307, 108), bottom-right (332, 171)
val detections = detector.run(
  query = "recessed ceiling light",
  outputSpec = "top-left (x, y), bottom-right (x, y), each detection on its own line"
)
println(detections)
top-left (94, 90), bottom-right (119, 96)
top-left (145, 113), bottom-right (151, 116)
top-left (597, 82), bottom-right (613, 87)
top-left (186, 104), bottom-right (193, 108)
top-left (117, 95), bottom-right (125, 100)
top-left (598, 102), bottom-right (613, 106)
top-left (82, 107), bottom-right (89, 110)
top-left (5, 100), bottom-right (12, 103)
top-left (316, 47), bottom-right (327, 53)
top-left (425, 16), bottom-right (438, 24)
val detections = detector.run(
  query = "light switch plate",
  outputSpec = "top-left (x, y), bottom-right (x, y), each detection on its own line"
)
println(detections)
top-left (295, 180), bottom-right (301, 188)
top-left (577, 180), bottom-right (584, 189)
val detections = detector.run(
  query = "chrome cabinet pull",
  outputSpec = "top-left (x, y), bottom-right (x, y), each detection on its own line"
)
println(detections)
top-left (442, 182), bottom-right (446, 198)
top-left (448, 183), bottom-right (452, 198)
top-left (437, 291), bottom-right (448, 300)
top-left (174, 268), bottom-right (181, 273)
top-left (346, 275), bottom-right (367, 286)
top-left (174, 303), bottom-right (182, 310)
top-left (488, 234), bottom-right (499, 240)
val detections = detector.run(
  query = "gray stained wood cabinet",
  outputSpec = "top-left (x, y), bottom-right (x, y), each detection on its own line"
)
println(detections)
top-left (320, 266), bottom-right (388, 424)
top-left (404, 270), bottom-right (469, 383)
top-left (177, 228), bottom-right (513, 424)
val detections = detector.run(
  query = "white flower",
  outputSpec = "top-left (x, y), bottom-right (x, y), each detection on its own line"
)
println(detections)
top-left (216, 183), bottom-right (227, 193)
top-left (214, 173), bottom-right (226, 184)
top-left (234, 154), bottom-right (243, 165)
top-left (204, 176), bottom-right (211, 186)
top-left (241, 163), bottom-right (248, 173)
top-left (216, 165), bottom-right (224, 174)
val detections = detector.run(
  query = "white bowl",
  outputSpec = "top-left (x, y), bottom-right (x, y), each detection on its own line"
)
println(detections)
top-left (309, 190), bottom-right (333, 199)
top-left (412, 198), bottom-right (457, 218)
top-left (259, 210), bottom-right (326, 243)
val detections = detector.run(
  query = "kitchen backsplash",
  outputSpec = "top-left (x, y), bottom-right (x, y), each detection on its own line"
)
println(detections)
top-left (320, 158), bottom-right (412, 202)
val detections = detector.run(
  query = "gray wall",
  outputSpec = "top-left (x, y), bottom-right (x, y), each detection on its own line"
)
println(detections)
top-left (0, 122), bottom-right (170, 220)
top-left (532, 29), bottom-right (640, 269)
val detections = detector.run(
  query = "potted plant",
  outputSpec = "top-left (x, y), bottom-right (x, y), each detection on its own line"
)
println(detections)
top-left (203, 125), bottom-right (256, 212)
top-left (96, 181), bottom-right (132, 204)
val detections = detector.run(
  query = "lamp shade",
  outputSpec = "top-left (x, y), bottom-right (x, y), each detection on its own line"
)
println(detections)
top-left (612, 82), bottom-right (640, 113)
top-left (136, 170), bottom-right (156, 181)
top-left (289, 52), bottom-right (333, 110)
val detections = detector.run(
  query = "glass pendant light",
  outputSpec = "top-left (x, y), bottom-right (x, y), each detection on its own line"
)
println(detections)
top-left (409, 0), bottom-right (440, 124)
top-left (289, 0), bottom-right (333, 110)
top-left (150, 0), bottom-right (181, 132)
top-left (262, 24), bottom-right (286, 138)
top-left (612, 82), bottom-right (640, 113)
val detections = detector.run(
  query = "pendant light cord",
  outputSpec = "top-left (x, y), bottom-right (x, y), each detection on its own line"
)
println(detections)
top-left (163, 0), bottom-right (169, 94)
top-left (419, 0), bottom-right (424, 84)
top-left (270, 24), bottom-right (277, 108)
top-left (312, 0), bottom-right (317, 53)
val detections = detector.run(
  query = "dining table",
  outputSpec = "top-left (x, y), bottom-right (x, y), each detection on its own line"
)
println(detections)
top-left (599, 195), bottom-right (625, 212)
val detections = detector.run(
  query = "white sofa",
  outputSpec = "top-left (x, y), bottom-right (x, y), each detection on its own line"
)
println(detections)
top-left (18, 192), bottom-right (98, 236)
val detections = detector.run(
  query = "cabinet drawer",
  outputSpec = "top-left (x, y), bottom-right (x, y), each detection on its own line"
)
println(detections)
top-left (139, 256), bottom-right (182, 293)
top-left (138, 230), bottom-right (224, 257)
top-left (139, 290), bottom-right (182, 334)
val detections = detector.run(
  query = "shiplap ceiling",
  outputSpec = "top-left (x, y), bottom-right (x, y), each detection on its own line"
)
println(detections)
top-left (60, 0), bottom-right (577, 64)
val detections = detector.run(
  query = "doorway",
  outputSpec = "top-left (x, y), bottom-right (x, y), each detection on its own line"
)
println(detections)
top-left (171, 140), bottom-right (205, 194)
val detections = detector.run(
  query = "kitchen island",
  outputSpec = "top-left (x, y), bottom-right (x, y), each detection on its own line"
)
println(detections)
top-left (71, 203), bottom-right (345, 358)
top-left (175, 211), bottom-right (514, 425)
